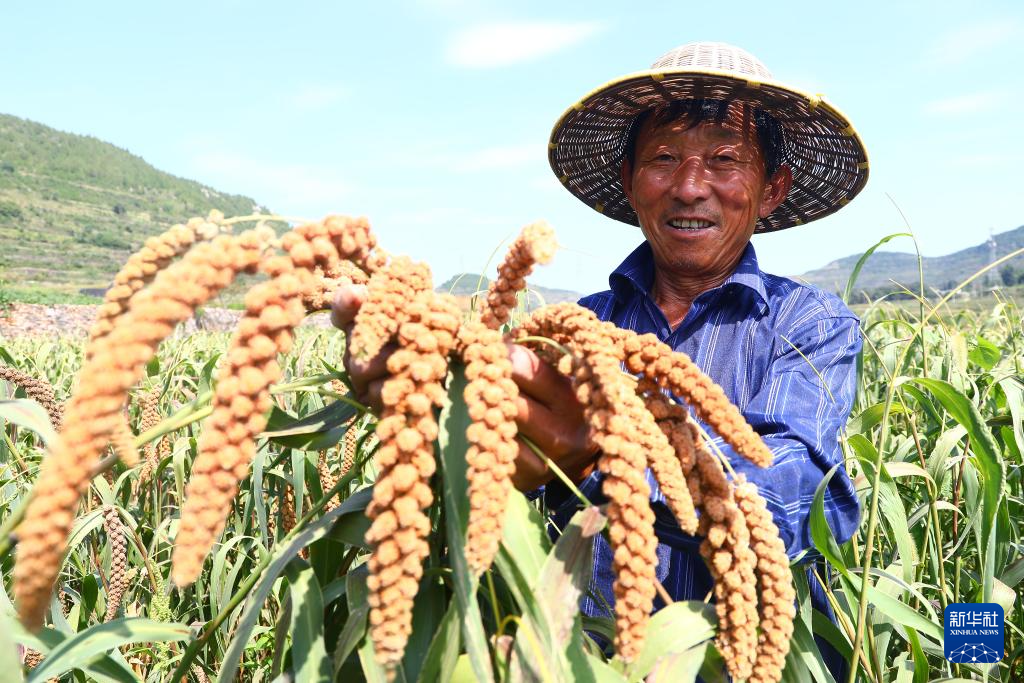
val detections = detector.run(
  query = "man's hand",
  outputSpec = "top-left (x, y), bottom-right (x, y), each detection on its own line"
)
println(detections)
top-left (330, 283), bottom-right (393, 412)
top-left (330, 283), bottom-right (598, 492)
top-left (505, 344), bottom-right (597, 491)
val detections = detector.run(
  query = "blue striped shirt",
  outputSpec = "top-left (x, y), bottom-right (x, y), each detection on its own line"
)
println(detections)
top-left (543, 240), bottom-right (861, 675)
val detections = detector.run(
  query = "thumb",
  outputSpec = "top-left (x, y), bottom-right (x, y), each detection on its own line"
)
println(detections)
top-left (330, 283), bottom-right (368, 330)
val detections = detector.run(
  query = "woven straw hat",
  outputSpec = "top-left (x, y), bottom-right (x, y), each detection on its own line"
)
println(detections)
top-left (548, 42), bottom-right (869, 233)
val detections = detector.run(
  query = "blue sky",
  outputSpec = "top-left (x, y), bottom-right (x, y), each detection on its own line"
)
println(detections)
top-left (2, 0), bottom-right (1022, 294)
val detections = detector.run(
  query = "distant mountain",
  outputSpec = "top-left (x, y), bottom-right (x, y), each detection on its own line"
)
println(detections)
top-left (436, 273), bottom-right (582, 306)
top-left (0, 113), bottom-right (274, 301)
top-left (795, 225), bottom-right (1024, 295)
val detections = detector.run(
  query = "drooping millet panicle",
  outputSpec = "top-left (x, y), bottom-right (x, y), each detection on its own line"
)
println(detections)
top-left (103, 506), bottom-right (128, 622)
top-left (280, 482), bottom-right (307, 559)
top-left (632, 379), bottom-right (698, 535)
top-left (171, 218), bottom-right (374, 581)
top-left (365, 289), bottom-right (460, 668)
top-left (280, 483), bottom-right (297, 538)
top-left (636, 376), bottom-right (698, 475)
top-left (735, 476), bottom-right (795, 683)
top-left (349, 255), bottom-right (432, 361)
top-left (515, 302), bottom-right (774, 670)
top-left (318, 450), bottom-right (340, 512)
top-left (574, 345), bottom-right (658, 662)
top-left (15, 227), bottom-right (274, 630)
top-left (58, 585), bottom-right (72, 617)
top-left (171, 216), bottom-right (377, 587)
top-left (621, 338), bottom-right (773, 468)
top-left (691, 439), bottom-right (760, 680)
top-left (456, 320), bottom-right (520, 575)
top-left (318, 417), bottom-right (356, 512)
top-left (479, 221), bottom-right (558, 330)
top-left (136, 391), bottom-right (162, 488)
top-left (86, 212), bottom-right (226, 353)
top-left (518, 303), bottom-right (661, 661)
top-left (341, 420), bottom-right (358, 476)
top-left (0, 364), bottom-right (63, 429)
top-left (139, 390), bottom-right (161, 449)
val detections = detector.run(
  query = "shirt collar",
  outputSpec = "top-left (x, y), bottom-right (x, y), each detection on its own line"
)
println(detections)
top-left (609, 241), bottom-right (770, 314)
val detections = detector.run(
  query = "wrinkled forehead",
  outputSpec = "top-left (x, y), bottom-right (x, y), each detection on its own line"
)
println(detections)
top-left (637, 99), bottom-right (763, 147)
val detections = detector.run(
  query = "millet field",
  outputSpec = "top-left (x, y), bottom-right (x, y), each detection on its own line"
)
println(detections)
top-left (0, 213), bottom-right (1022, 682)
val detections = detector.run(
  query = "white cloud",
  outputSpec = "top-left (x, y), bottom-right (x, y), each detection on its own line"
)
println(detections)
top-left (925, 19), bottom-right (1021, 67)
top-left (445, 21), bottom-right (605, 68)
top-left (291, 84), bottom-right (348, 111)
top-left (923, 89), bottom-right (1008, 116)
top-left (191, 151), bottom-right (351, 212)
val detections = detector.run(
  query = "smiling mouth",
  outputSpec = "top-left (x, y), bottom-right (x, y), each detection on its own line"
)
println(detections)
top-left (666, 219), bottom-right (715, 231)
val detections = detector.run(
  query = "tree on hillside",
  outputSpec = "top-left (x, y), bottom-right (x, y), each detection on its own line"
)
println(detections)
top-left (1001, 264), bottom-right (1018, 288)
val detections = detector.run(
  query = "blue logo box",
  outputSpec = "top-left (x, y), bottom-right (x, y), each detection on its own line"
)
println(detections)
top-left (944, 603), bottom-right (1004, 663)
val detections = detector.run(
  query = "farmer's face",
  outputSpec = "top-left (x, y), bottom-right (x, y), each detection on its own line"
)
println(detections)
top-left (621, 103), bottom-right (791, 283)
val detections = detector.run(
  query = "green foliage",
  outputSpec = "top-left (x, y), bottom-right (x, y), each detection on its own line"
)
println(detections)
top-left (0, 278), bottom-right (13, 317)
top-left (0, 200), bottom-right (21, 219)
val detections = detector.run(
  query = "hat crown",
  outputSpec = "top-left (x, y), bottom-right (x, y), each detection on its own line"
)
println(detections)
top-left (650, 42), bottom-right (774, 80)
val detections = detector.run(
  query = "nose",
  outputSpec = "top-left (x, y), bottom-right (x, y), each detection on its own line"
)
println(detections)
top-left (671, 157), bottom-right (712, 204)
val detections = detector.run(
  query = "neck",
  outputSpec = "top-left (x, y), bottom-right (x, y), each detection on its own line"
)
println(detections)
top-left (650, 258), bottom-right (743, 329)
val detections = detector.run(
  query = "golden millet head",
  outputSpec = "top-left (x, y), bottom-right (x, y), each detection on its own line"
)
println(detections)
top-left (458, 321), bottom-right (520, 575)
top-left (479, 221), bottom-right (559, 330)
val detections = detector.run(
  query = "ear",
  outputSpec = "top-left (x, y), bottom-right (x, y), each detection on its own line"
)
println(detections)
top-left (759, 165), bottom-right (793, 218)
top-left (620, 157), bottom-right (635, 208)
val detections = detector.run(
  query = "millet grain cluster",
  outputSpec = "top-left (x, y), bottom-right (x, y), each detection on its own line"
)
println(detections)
top-left (477, 220), bottom-right (556, 329)
top-left (13, 215), bottom-right (795, 683)
top-left (136, 390), bottom-right (162, 489)
top-left (456, 321), bottom-right (520, 575)
top-left (364, 287), bottom-right (461, 666)
top-left (171, 217), bottom-right (376, 586)
top-left (103, 505), bottom-right (128, 622)
top-left (0, 364), bottom-right (63, 429)
top-left (514, 302), bottom-right (794, 678)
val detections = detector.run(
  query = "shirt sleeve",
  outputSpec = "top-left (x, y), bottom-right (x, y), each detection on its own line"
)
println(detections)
top-left (543, 312), bottom-right (862, 561)
top-left (711, 313), bottom-right (862, 559)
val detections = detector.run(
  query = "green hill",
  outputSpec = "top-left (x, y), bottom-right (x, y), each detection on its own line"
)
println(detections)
top-left (0, 113), bottom-right (270, 302)
top-left (795, 224), bottom-right (1024, 298)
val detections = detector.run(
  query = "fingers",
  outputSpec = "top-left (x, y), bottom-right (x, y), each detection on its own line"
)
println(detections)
top-left (514, 393), bottom-right (562, 455)
top-left (343, 344), bottom-right (393, 414)
top-left (330, 283), bottom-right (368, 330)
top-left (506, 343), bottom-right (577, 412)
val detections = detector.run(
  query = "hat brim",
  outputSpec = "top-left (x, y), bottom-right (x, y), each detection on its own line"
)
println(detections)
top-left (548, 67), bottom-right (869, 233)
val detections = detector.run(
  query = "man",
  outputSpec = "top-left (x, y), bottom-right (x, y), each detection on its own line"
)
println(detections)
top-left (333, 42), bottom-right (865, 677)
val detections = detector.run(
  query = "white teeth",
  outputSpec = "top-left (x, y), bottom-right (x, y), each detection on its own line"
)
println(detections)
top-left (668, 219), bottom-right (713, 229)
